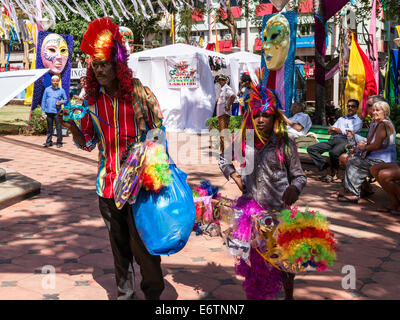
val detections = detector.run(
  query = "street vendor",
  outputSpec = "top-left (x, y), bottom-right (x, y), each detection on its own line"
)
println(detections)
top-left (218, 68), bottom-right (307, 299)
top-left (57, 18), bottom-right (164, 300)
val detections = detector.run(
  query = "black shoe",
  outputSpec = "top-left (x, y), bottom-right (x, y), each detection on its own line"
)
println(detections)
top-left (43, 143), bottom-right (53, 147)
top-left (57, 144), bottom-right (62, 148)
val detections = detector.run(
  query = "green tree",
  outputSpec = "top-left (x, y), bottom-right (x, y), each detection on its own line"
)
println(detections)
top-left (48, 0), bottom-right (165, 60)
top-left (214, 0), bottom-right (240, 47)
top-left (177, 3), bottom-right (205, 43)
top-left (351, 0), bottom-right (400, 24)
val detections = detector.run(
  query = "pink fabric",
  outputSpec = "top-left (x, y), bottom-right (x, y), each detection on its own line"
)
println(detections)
top-left (193, 196), bottom-right (213, 222)
top-left (276, 65), bottom-right (286, 113)
top-left (368, 0), bottom-right (379, 93)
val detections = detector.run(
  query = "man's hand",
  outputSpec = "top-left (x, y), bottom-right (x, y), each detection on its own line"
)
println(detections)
top-left (57, 110), bottom-right (72, 129)
top-left (328, 126), bottom-right (340, 134)
top-left (282, 185), bottom-right (299, 206)
top-left (357, 141), bottom-right (367, 151)
top-left (225, 105), bottom-right (231, 112)
top-left (56, 101), bottom-right (62, 106)
top-left (231, 172), bottom-right (246, 193)
top-left (346, 130), bottom-right (354, 138)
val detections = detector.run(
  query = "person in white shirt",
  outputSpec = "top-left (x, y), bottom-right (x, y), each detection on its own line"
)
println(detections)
top-left (73, 76), bottom-right (86, 106)
top-left (281, 102), bottom-right (312, 140)
top-left (216, 74), bottom-right (236, 152)
top-left (307, 99), bottom-right (363, 183)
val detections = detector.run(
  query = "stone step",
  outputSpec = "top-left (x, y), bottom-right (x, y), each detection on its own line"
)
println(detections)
top-left (0, 167), bottom-right (41, 210)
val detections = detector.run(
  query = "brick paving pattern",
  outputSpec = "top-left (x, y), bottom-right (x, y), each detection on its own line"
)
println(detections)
top-left (0, 133), bottom-right (399, 300)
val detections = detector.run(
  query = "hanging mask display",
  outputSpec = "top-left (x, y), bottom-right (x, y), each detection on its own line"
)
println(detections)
top-left (262, 13), bottom-right (290, 71)
top-left (40, 33), bottom-right (70, 74)
top-left (31, 31), bottom-right (73, 111)
top-left (261, 11), bottom-right (297, 118)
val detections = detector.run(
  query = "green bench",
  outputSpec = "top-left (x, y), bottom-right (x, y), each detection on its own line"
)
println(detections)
top-left (298, 126), bottom-right (400, 164)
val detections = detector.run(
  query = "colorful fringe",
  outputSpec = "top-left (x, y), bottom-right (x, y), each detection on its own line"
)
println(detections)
top-left (235, 248), bottom-right (283, 300)
top-left (277, 207), bottom-right (337, 272)
top-left (140, 141), bottom-right (172, 193)
top-left (236, 67), bottom-right (290, 165)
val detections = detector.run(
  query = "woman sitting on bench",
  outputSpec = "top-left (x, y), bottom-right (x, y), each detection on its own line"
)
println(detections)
top-left (338, 101), bottom-right (397, 203)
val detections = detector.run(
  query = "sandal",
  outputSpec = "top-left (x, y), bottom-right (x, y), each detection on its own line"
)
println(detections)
top-left (337, 194), bottom-right (359, 203)
top-left (320, 174), bottom-right (333, 183)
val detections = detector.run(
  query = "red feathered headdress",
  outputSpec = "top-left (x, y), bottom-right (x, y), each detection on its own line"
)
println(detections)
top-left (80, 17), bottom-right (127, 64)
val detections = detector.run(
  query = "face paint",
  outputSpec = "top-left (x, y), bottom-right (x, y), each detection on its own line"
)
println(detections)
top-left (262, 14), bottom-right (290, 71)
top-left (41, 33), bottom-right (69, 74)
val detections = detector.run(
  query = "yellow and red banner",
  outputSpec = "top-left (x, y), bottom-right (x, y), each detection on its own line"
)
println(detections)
top-left (344, 33), bottom-right (377, 117)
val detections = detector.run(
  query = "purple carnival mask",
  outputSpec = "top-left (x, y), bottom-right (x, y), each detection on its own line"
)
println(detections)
top-left (41, 33), bottom-right (69, 74)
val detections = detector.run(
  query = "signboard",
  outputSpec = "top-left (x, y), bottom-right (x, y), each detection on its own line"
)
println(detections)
top-left (296, 35), bottom-right (329, 48)
top-left (71, 68), bottom-right (87, 80)
top-left (165, 57), bottom-right (199, 89)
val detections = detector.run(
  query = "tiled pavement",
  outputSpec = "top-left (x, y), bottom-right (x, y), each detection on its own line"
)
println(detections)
top-left (0, 133), bottom-right (400, 300)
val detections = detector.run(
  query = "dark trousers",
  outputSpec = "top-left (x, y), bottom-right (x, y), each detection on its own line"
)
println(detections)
top-left (46, 112), bottom-right (62, 145)
top-left (307, 137), bottom-right (347, 172)
top-left (98, 197), bottom-right (165, 300)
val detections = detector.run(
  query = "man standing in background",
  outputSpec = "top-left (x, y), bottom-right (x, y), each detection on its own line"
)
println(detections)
top-left (41, 75), bottom-right (67, 148)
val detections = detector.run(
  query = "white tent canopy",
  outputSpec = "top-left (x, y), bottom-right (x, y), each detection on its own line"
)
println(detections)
top-left (128, 44), bottom-right (237, 132)
top-left (228, 51), bottom-right (261, 87)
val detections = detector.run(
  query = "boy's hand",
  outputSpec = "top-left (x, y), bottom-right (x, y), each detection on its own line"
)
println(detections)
top-left (57, 110), bottom-right (72, 129)
top-left (282, 185), bottom-right (299, 206)
top-left (231, 172), bottom-right (246, 193)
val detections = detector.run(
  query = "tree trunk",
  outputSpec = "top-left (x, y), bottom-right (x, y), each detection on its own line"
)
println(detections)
top-left (314, 0), bottom-right (327, 125)
top-left (219, 0), bottom-right (239, 47)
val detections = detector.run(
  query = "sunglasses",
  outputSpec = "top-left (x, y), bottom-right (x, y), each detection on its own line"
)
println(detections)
top-left (347, 104), bottom-right (358, 108)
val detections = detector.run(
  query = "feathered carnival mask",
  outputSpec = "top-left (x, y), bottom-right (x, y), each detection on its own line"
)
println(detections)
top-left (80, 17), bottom-right (128, 64)
top-left (240, 68), bottom-right (286, 146)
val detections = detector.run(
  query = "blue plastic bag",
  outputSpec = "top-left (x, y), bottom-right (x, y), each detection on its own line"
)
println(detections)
top-left (131, 128), bottom-right (196, 255)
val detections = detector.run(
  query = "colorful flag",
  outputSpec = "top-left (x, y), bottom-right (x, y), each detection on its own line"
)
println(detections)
top-left (344, 33), bottom-right (377, 117)
top-left (170, 14), bottom-right (175, 44)
top-left (214, 17), bottom-right (219, 53)
top-left (384, 50), bottom-right (399, 107)
top-left (368, 0), bottom-right (379, 93)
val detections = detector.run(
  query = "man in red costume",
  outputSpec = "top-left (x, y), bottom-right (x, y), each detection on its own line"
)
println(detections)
top-left (58, 18), bottom-right (164, 300)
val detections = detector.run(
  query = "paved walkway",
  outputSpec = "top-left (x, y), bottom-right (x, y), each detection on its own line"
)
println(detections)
top-left (0, 133), bottom-right (399, 300)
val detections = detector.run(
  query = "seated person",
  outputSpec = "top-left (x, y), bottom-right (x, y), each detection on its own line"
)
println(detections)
top-left (339, 95), bottom-right (386, 196)
top-left (307, 99), bottom-right (363, 183)
top-left (281, 102), bottom-right (312, 139)
top-left (338, 101), bottom-right (396, 203)
top-left (370, 162), bottom-right (400, 215)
